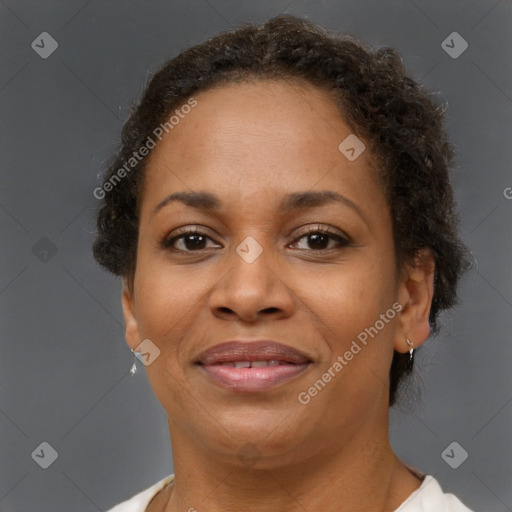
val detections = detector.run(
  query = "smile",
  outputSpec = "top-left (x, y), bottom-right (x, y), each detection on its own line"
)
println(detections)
top-left (196, 340), bottom-right (312, 391)
top-left (199, 361), bottom-right (311, 391)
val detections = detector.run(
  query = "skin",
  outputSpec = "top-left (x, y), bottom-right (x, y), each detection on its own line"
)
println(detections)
top-left (121, 79), bottom-right (435, 512)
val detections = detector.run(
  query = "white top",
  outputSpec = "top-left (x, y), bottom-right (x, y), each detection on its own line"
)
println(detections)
top-left (105, 474), bottom-right (474, 511)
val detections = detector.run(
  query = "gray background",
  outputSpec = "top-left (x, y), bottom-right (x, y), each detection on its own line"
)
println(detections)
top-left (0, 1), bottom-right (511, 511)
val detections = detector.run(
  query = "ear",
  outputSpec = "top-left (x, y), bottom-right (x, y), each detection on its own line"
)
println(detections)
top-left (394, 248), bottom-right (435, 354)
top-left (121, 278), bottom-right (141, 351)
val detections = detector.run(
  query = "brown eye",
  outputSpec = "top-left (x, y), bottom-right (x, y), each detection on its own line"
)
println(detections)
top-left (162, 228), bottom-right (221, 252)
top-left (290, 228), bottom-right (350, 251)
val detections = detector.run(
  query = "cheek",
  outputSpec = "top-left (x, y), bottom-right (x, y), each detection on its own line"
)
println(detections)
top-left (308, 257), bottom-right (392, 341)
top-left (308, 256), bottom-right (397, 403)
top-left (298, 271), bottom-right (396, 424)
top-left (131, 262), bottom-right (204, 416)
top-left (136, 225), bottom-right (203, 300)
top-left (134, 262), bottom-right (204, 344)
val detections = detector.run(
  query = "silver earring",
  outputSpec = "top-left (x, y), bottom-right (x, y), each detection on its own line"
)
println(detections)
top-left (405, 337), bottom-right (415, 370)
top-left (129, 349), bottom-right (138, 376)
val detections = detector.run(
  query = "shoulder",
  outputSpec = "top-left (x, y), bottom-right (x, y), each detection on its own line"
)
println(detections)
top-left (395, 475), bottom-right (474, 512)
top-left (105, 474), bottom-right (175, 512)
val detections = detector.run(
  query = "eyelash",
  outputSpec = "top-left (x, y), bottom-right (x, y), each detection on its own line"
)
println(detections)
top-left (161, 225), bottom-right (350, 253)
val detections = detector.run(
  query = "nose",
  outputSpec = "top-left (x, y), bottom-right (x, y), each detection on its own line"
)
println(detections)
top-left (208, 240), bottom-right (295, 323)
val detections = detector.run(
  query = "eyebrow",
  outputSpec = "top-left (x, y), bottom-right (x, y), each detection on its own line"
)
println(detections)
top-left (152, 189), bottom-right (369, 225)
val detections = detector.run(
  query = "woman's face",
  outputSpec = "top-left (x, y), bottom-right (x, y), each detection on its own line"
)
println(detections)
top-left (122, 79), bottom-right (428, 466)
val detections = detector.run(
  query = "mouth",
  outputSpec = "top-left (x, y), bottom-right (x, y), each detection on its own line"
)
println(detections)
top-left (196, 340), bottom-right (313, 392)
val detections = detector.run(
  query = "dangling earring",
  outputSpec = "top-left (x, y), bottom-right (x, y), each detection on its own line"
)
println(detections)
top-left (129, 349), bottom-right (138, 376)
top-left (405, 337), bottom-right (415, 370)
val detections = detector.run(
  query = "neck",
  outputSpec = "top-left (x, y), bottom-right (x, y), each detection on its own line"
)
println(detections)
top-left (160, 418), bottom-right (422, 512)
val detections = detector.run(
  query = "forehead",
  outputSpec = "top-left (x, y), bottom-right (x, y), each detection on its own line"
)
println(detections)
top-left (141, 79), bottom-right (385, 215)
top-left (148, 79), bottom-right (349, 168)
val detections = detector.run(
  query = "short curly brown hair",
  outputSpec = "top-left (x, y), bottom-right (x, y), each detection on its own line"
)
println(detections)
top-left (92, 14), bottom-right (470, 406)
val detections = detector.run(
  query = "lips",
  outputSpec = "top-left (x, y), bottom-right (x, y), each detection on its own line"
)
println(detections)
top-left (196, 340), bottom-right (312, 392)
top-left (197, 340), bottom-right (311, 365)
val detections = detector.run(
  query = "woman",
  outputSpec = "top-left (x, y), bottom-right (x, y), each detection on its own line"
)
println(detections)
top-left (94, 14), bottom-right (473, 512)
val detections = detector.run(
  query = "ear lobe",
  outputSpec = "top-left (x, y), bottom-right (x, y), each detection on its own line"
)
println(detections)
top-left (394, 248), bottom-right (435, 354)
top-left (121, 278), bottom-right (141, 351)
